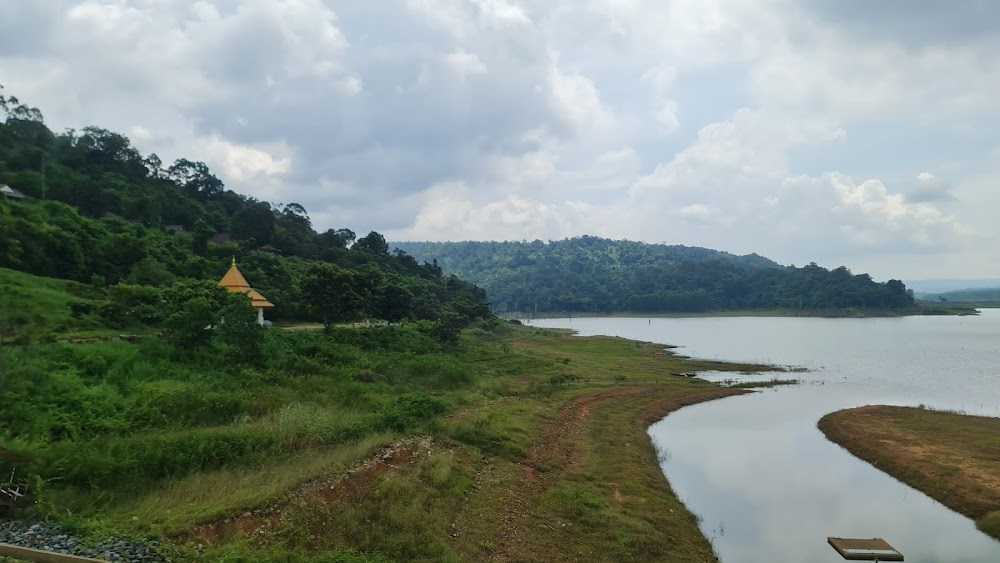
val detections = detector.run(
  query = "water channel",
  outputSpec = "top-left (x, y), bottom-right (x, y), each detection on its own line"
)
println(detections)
top-left (533, 311), bottom-right (1000, 562)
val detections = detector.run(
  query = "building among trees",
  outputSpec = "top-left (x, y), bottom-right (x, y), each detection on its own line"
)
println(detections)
top-left (0, 184), bottom-right (27, 201)
top-left (218, 257), bottom-right (274, 325)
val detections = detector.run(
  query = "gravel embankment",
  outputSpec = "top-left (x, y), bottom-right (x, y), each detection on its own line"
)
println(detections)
top-left (0, 520), bottom-right (171, 562)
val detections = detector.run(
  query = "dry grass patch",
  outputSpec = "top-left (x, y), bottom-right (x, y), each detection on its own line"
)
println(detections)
top-left (819, 405), bottom-right (1000, 540)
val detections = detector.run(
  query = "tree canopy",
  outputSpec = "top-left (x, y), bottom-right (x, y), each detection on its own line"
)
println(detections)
top-left (393, 239), bottom-right (915, 313)
top-left (0, 86), bottom-right (491, 329)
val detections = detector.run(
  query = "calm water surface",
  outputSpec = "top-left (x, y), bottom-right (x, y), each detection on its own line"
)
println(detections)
top-left (533, 311), bottom-right (1000, 563)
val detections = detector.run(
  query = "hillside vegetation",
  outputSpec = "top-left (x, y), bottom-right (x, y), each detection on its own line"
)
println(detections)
top-left (0, 85), bottom-right (788, 562)
top-left (393, 238), bottom-right (916, 314)
top-left (0, 86), bottom-right (488, 330)
top-left (0, 266), bottom-right (777, 562)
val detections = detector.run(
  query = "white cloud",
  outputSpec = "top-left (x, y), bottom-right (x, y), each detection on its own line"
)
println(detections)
top-left (338, 75), bottom-right (364, 96)
top-left (472, 0), bottom-right (531, 27)
top-left (654, 100), bottom-right (680, 135)
top-left (680, 203), bottom-right (716, 221)
top-left (404, 0), bottom-right (475, 37)
top-left (443, 50), bottom-right (488, 79)
top-left (2, 0), bottom-right (999, 278)
top-left (641, 64), bottom-right (678, 95)
top-left (393, 183), bottom-right (585, 241)
top-left (196, 136), bottom-right (293, 198)
top-left (548, 56), bottom-right (616, 135)
top-left (909, 172), bottom-right (955, 203)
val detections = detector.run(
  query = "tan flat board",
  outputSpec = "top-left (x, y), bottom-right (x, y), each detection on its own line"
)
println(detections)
top-left (828, 537), bottom-right (904, 561)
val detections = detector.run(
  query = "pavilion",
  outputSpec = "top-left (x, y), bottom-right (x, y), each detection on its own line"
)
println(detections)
top-left (218, 257), bottom-right (274, 325)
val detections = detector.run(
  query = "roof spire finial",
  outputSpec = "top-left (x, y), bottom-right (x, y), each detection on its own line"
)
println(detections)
top-left (232, 255), bottom-right (236, 267)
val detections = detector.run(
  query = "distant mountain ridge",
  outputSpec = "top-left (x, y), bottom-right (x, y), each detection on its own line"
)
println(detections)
top-left (916, 288), bottom-right (1000, 302)
top-left (391, 237), bottom-right (914, 313)
top-left (905, 279), bottom-right (1000, 294)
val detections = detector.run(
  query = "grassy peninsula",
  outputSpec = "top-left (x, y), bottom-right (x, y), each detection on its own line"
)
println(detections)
top-left (819, 406), bottom-right (1000, 540)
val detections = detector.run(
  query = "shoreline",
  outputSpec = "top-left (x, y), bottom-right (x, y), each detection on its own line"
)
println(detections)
top-left (819, 405), bottom-right (1000, 540)
top-left (501, 306), bottom-right (979, 321)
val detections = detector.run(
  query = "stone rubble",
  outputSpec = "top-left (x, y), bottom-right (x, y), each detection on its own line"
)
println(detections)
top-left (0, 520), bottom-right (170, 562)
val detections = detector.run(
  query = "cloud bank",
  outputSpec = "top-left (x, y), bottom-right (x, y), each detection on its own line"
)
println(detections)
top-left (1, 0), bottom-right (998, 279)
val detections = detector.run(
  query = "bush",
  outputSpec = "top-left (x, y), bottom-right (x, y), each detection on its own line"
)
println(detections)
top-left (377, 394), bottom-right (448, 432)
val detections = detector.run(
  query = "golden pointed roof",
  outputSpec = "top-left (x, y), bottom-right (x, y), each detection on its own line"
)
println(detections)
top-left (245, 289), bottom-right (274, 308)
top-left (218, 257), bottom-right (274, 308)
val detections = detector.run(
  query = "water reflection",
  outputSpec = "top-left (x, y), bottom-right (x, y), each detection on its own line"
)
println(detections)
top-left (533, 312), bottom-right (1000, 562)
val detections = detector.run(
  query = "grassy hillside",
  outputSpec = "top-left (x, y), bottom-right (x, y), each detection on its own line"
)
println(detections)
top-left (0, 89), bottom-right (490, 328)
top-left (0, 267), bottom-right (779, 562)
top-left (0, 267), bottom-right (106, 340)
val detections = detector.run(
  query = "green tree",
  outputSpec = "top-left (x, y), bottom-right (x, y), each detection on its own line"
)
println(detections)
top-left (98, 284), bottom-right (163, 327)
top-left (217, 294), bottom-right (264, 365)
top-left (431, 310), bottom-right (465, 344)
top-left (354, 231), bottom-right (389, 256)
top-left (126, 257), bottom-right (175, 287)
top-left (376, 283), bottom-right (415, 324)
top-left (164, 296), bottom-right (218, 349)
top-left (167, 158), bottom-right (224, 201)
top-left (230, 202), bottom-right (275, 245)
top-left (300, 264), bottom-right (365, 327)
top-left (192, 218), bottom-right (212, 256)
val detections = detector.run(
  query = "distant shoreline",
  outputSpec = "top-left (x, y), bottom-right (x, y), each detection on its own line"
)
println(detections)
top-left (500, 306), bottom-right (981, 321)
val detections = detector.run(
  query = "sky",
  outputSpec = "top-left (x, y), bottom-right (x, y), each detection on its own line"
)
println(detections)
top-left (1, 0), bottom-right (999, 281)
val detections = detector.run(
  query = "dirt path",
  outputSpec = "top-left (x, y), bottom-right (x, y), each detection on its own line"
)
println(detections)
top-left (185, 437), bottom-right (432, 548)
top-left (181, 384), bottom-right (752, 560)
top-left (451, 386), bottom-right (748, 562)
top-left (478, 387), bottom-right (646, 562)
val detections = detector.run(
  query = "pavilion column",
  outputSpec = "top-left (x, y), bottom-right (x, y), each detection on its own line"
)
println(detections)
top-left (257, 307), bottom-right (264, 326)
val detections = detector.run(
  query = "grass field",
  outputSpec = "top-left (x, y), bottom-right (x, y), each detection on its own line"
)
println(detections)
top-left (0, 267), bottom-right (106, 340)
top-left (164, 330), bottom-right (775, 562)
top-left (819, 405), bottom-right (1000, 540)
top-left (2, 265), bottom-right (786, 561)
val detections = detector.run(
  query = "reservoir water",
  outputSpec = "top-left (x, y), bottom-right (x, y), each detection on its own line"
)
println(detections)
top-left (532, 311), bottom-right (1000, 563)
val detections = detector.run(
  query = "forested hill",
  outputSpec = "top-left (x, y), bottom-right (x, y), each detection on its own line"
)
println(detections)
top-left (392, 238), bottom-right (915, 313)
top-left (0, 87), bottom-right (490, 328)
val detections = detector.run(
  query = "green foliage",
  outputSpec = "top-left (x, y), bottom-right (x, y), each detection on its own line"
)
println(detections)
top-left (550, 485), bottom-right (606, 520)
top-left (99, 284), bottom-right (162, 327)
top-left (0, 86), bottom-right (491, 329)
top-left (395, 239), bottom-right (916, 313)
top-left (430, 310), bottom-right (465, 344)
top-left (374, 282), bottom-right (414, 323)
top-left (164, 297), bottom-right (218, 349)
top-left (301, 264), bottom-right (365, 325)
top-left (377, 394), bottom-right (449, 432)
top-left (549, 374), bottom-right (581, 386)
top-left (217, 295), bottom-right (265, 365)
top-left (0, 310), bottom-right (483, 501)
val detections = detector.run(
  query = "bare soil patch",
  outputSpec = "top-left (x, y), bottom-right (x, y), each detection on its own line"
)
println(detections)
top-left (186, 437), bottom-right (431, 547)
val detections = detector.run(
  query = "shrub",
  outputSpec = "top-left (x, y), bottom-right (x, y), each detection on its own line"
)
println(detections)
top-left (377, 394), bottom-right (448, 432)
